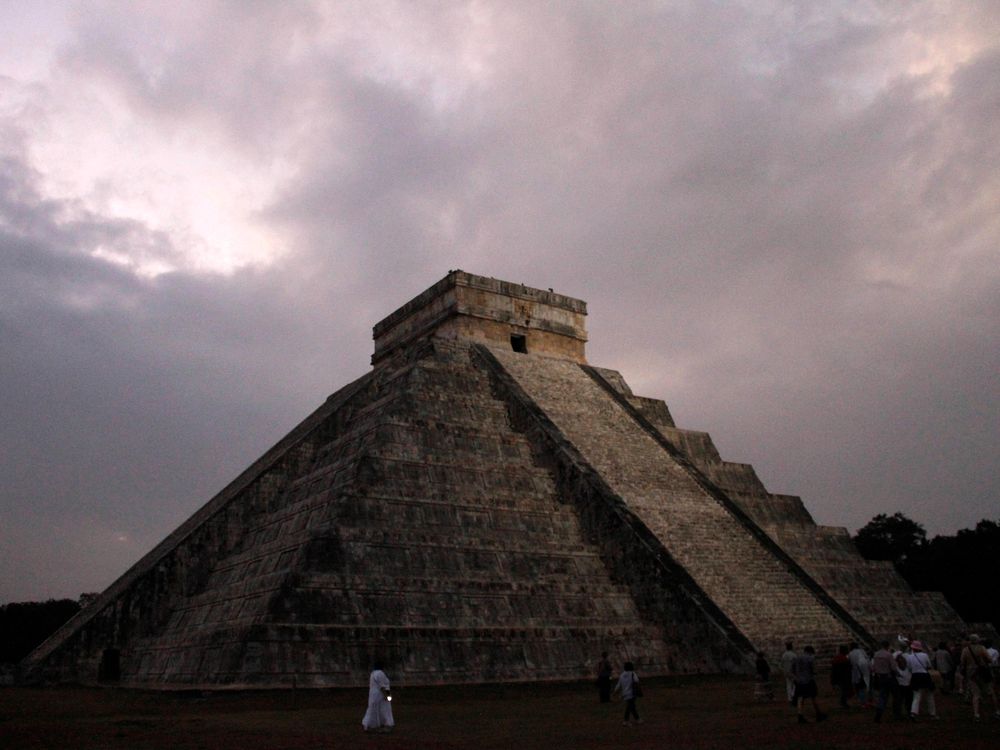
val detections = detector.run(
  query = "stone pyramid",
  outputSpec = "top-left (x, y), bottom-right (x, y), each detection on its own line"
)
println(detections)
top-left (23, 271), bottom-right (968, 688)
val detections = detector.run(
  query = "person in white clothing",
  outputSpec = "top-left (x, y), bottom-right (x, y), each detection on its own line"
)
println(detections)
top-left (848, 642), bottom-right (871, 705)
top-left (986, 640), bottom-right (999, 666)
top-left (905, 641), bottom-right (938, 720)
top-left (893, 639), bottom-right (912, 720)
top-left (780, 642), bottom-right (797, 705)
top-left (362, 663), bottom-right (394, 733)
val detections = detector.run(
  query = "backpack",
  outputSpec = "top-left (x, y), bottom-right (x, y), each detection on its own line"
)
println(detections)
top-left (968, 648), bottom-right (993, 684)
top-left (632, 673), bottom-right (644, 698)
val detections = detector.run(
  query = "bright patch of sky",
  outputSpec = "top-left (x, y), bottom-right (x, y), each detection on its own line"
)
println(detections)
top-left (2, 4), bottom-right (286, 277)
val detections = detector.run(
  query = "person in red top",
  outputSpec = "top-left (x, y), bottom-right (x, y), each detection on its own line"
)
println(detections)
top-left (830, 645), bottom-right (852, 708)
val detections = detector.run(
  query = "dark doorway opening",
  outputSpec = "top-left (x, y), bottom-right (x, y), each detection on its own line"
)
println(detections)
top-left (99, 648), bottom-right (121, 682)
top-left (510, 334), bottom-right (527, 353)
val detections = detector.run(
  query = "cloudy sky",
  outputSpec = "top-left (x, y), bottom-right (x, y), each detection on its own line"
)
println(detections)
top-left (2, 1), bottom-right (998, 604)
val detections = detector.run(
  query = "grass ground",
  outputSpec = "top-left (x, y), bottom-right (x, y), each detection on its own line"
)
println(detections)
top-left (1, 676), bottom-right (998, 749)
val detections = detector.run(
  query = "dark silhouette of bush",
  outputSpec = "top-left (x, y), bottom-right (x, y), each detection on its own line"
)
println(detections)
top-left (854, 512), bottom-right (927, 564)
top-left (1, 599), bottom-right (81, 664)
top-left (854, 515), bottom-right (1000, 630)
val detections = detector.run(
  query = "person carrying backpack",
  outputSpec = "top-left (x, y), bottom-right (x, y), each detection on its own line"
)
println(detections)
top-left (961, 635), bottom-right (1000, 722)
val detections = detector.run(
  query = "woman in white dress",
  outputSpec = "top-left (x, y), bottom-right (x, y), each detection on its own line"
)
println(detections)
top-left (362, 663), bottom-right (394, 733)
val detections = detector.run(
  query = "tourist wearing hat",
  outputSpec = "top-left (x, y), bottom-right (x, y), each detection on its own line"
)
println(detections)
top-left (904, 640), bottom-right (938, 720)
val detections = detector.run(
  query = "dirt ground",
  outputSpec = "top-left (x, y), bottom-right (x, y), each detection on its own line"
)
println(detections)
top-left (1, 676), bottom-right (998, 749)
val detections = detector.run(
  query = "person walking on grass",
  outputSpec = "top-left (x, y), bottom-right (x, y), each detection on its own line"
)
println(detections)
top-left (848, 642), bottom-right (871, 706)
top-left (792, 645), bottom-right (827, 724)
top-left (955, 637), bottom-right (970, 697)
top-left (893, 639), bottom-right (913, 719)
top-left (934, 642), bottom-right (955, 694)
top-left (596, 651), bottom-right (613, 703)
top-left (871, 641), bottom-right (898, 723)
top-left (781, 642), bottom-right (797, 705)
top-left (755, 651), bottom-right (775, 701)
top-left (961, 634), bottom-right (1000, 722)
top-left (362, 661), bottom-right (394, 733)
top-left (831, 645), bottom-right (852, 709)
top-left (905, 641), bottom-right (938, 720)
top-left (613, 660), bottom-right (642, 726)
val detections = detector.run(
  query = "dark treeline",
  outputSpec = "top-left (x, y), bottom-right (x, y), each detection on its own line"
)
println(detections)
top-left (853, 513), bottom-right (1000, 630)
top-left (0, 599), bottom-right (81, 664)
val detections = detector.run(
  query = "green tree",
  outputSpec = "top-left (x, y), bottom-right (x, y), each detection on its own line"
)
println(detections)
top-left (853, 512), bottom-right (927, 564)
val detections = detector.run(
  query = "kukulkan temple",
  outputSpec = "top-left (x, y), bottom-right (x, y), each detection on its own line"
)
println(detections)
top-left (24, 271), bottom-right (973, 688)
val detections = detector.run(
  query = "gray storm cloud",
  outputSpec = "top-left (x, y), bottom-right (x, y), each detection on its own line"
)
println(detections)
top-left (1, 0), bottom-right (998, 602)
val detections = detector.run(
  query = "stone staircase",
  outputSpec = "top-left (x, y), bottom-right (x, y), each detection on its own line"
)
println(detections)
top-left (617, 376), bottom-right (969, 647)
top-left (487, 348), bottom-right (867, 662)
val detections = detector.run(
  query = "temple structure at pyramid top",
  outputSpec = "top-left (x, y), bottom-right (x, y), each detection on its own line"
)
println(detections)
top-left (21, 270), bottom-right (975, 690)
top-left (372, 270), bottom-right (589, 365)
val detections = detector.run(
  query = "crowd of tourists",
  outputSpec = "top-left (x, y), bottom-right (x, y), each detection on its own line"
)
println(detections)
top-left (359, 636), bottom-right (997, 732)
top-left (768, 634), bottom-right (999, 724)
